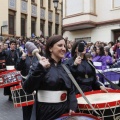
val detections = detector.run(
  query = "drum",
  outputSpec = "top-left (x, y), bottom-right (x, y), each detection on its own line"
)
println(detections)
top-left (0, 70), bottom-right (21, 88)
top-left (10, 85), bottom-right (35, 107)
top-left (55, 113), bottom-right (100, 120)
top-left (76, 90), bottom-right (120, 120)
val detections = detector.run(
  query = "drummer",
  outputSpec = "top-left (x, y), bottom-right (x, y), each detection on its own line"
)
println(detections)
top-left (16, 46), bottom-right (38, 120)
top-left (64, 41), bottom-right (108, 94)
top-left (23, 35), bottom-right (77, 120)
top-left (0, 40), bottom-right (22, 101)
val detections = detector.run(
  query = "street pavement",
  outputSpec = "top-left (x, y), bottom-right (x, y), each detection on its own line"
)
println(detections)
top-left (0, 88), bottom-right (22, 120)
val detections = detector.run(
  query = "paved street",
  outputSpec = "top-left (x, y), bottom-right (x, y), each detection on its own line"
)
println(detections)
top-left (0, 89), bottom-right (22, 120)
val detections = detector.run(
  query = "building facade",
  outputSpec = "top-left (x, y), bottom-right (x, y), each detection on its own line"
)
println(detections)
top-left (0, 0), bottom-right (62, 38)
top-left (63, 0), bottom-right (120, 43)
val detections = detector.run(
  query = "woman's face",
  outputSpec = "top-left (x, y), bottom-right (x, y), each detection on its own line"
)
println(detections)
top-left (108, 43), bottom-right (112, 47)
top-left (104, 50), bottom-right (107, 55)
top-left (50, 39), bottom-right (66, 61)
top-left (96, 47), bottom-right (100, 54)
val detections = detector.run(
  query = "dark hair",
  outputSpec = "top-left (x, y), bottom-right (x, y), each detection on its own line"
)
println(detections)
top-left (71, 41), bottom-right (79, 57)
top-left (108, 41), bottom-right (114, 46)
top-left (96, 46), bottom-right (105, 56)
top-left (10, 40), bottom-right (16, 45)
top-left (45, 35), bottom-right (64, 58)
top-left (85, 53), bottom-right (92, 58)
top-left (71, 40), bottom-right (84, 57)
top-left (104, 47), bottom-right (112, 57)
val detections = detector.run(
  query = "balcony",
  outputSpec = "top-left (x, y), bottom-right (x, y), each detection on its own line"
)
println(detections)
top-left (63, 13), bottom-right (97, 31)
top-left (63, 0), bottom-right (97, 31)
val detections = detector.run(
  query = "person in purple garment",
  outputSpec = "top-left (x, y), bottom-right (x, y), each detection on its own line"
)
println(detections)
top-left (92, 46), bottom-right (107, 70)
top-left (116, 42), bottom-right (120, 59)
top-left (62, 40), bottom-right (72, 62)
top-left (104, 46), bottom-right (113, 67)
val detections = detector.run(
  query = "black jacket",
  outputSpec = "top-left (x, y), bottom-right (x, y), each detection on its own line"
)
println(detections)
top-left (0, 49), bottom-right (21, 66)
top-left (23, 59), bottom-right (77, 120)
top-left (65, 57), bottom-right (100, 93)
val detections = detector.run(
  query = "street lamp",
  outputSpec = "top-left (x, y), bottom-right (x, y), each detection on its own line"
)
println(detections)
top-left (53, 0), bottom-right (63, 35)
top-left (1, 25), bottom-right (8, 36)
top-left (53, 0), bottom-right (59, 9)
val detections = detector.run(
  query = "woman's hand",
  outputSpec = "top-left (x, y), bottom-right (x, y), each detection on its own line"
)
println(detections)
top-left (100, 86), bottom-right (112, 93)
top-left (74, 56), bottom-right (81, 65)
top-left (21, 53), bottom-right (27, 60)
top-left (39, 56), bottom-right (50, 68)
top-left (69, 109), bottom-right (75, 115)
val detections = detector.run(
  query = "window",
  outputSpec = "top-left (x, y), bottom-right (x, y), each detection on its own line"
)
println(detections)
top-left (55, 24), bottom-right (59, 34)
top-left (113, 0), bottom-right (120, 8)
top-left (31, 0), bottom-right (35, 3)
top-left (75, 37), bottom-right (91, 42)
top-left (40, 20), bottom-right (45, 36)
top-left (21, 18), bottom-right (26, 37)
top-left (9, 14), bottom-right (14, 35)
top-left (48, 0), bottom-right (51, 10)
top-left (31, 19), bottom-right (36, 35)
top-left (48, 22), bottom-right (52, 37)
top-left (40, 0), bottom-right (44, 7)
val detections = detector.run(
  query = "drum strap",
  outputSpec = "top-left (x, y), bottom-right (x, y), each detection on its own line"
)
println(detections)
top-left (88, 60), bottom-right (120, 90)
top-left (62, 64), bottom-right (100, 115)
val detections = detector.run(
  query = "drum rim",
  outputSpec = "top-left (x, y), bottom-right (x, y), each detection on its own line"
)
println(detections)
top-left (76, 90), bottom-right (120, 109)
top-left (11, 85), bottom-right (22, 90)
top-left (0, 69), bottom-right (16, 75)
top-left (61, 113), bottom-right (100, 120)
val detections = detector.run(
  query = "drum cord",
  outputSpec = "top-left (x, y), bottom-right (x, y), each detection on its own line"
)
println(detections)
top-left (88, 60), bottom-right (120, 90)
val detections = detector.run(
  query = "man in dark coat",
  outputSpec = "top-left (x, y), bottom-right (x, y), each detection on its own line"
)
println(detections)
top-left (0, 40), bottom-right (21, 101)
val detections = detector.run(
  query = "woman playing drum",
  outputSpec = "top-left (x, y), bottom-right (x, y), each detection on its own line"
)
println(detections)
top-left (23, 35), bottom-right (77, 120)
top-left (64, 41), bottom-right (107, 94)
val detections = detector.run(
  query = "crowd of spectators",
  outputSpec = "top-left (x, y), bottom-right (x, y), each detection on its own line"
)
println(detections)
top-left (1, 35), bottom-right (120, 69)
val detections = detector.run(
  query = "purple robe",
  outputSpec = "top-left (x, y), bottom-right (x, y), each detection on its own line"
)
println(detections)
top-left (92, 55), bottom-right (107, 70)
top-left (116, 48), bottom-right (120, 59)
top-left (105, 55), bottom-right (113, 65)
top-left (62, 51), bottom-right (71, 62)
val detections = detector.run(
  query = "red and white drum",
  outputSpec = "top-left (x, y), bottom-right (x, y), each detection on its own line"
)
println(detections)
top-left (56, 113), bottom-right (100, 120)
top-left (76, 90), bottom-right (120, 120)
top-left (0, 70), bottom-right (22, 88)
top-left (11, 85), bottom-right (35, 107)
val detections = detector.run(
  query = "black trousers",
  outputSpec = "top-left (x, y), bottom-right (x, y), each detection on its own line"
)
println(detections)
top-left (22, 105), bottom-right (33, 120)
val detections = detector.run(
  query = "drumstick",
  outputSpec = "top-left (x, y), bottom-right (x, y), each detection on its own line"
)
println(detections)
top-left (25, 42), bottom-right (42, 61)
top-left (88, 60), bottom-right (120, 90)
